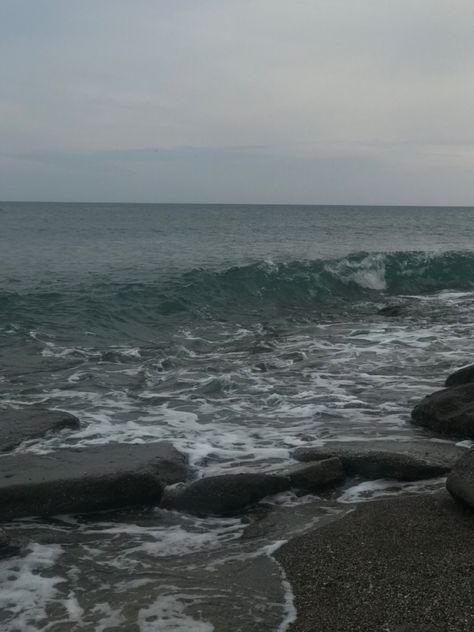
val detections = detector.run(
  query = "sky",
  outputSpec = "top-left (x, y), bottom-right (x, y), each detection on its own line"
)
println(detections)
top-left (1, 0), bottom-right (474, 205)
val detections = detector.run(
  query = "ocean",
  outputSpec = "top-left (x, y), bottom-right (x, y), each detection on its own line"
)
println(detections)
top-left (1, 202), bottom-right (474, 631)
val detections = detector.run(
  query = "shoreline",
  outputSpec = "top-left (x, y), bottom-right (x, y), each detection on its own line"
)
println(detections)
top-left (275, 490), bottom-right (474, 632)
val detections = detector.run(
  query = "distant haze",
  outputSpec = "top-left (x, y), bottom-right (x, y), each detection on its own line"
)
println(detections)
top-left (1, 0), bottom-right (474, 205)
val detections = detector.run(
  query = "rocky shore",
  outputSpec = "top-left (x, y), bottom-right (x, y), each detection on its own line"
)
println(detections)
top-left (1, 361), bottom-right (474, 630)
top-left (275, 362), bottom-right (474, 632)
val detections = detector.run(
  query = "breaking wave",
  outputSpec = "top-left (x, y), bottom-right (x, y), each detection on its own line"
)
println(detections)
top-left (2, 251), bottom-right (474, 331)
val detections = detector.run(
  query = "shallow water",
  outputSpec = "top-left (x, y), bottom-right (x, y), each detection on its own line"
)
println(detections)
top-left (1, 203), bottom-right (474, 630)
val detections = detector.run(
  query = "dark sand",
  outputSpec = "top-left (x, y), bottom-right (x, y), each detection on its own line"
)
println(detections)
top-left (276, 492), bottom-right (474, 632)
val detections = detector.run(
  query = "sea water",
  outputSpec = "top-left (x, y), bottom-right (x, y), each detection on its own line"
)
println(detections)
top-left (1, 202), bottom-right (474, 630)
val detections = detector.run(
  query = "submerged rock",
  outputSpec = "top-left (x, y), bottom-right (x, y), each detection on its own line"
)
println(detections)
top-left (411, 383), bottom-right (474, 439)
top-left (446, 449), bottom-right (474, 509)
top-left (445, 363), bottom-right (474, 388)
top-left (292, 440), bottom-right (466, 481)
top-left (0, 442), bottom-right (187, 520)
top-left (162, 473), bottom-right (288, 516)
top-left (0, 407), bottom-right (80, 452)
top-left (377, 304), bottom-right (405, 317)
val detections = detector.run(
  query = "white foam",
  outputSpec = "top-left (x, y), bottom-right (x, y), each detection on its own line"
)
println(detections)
top-left (137, 592), bottom-right (214, 632)
top-left (338, 477), bottom-right (446, 504)
top-left (0, 543), bottom-right (64, 632)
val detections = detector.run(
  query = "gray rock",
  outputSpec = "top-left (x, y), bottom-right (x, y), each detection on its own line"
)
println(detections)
top-left (0, 407), bottom-right (80, 452)
top-left (272, 458), bottom-right (344, 490)
top-left (0, 442), bottom-right (187, 520)
top-left (445, 364), bottom-right (474, 387)
top-left (0, 528), bottom-right (23, 558)
top-left (162, 473), bottom-right (289, 516)
top-left (446, 449), bottom-right (474, 508)
top-left (411, 383), bottom-right (474, 438)
top-left (292, 440), bottom-right (466, 481)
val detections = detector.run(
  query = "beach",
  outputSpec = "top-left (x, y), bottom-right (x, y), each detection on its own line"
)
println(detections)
top-left (1, 202), bottom-right (474, 630)
top-left (277, 491), bottom-right (474, 631)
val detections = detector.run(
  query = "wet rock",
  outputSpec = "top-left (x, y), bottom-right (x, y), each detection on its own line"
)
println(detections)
top-left (292, 440), bottom-right (466, 481)
top-left (0, 407), bottom-right (80, 452)
top-left (162, 473), bottom-right (289, 516)
top-left (0, 442), bottom-right (187, 520)
top-left (0, 528), bottom-right (23, 558)
top-left (273, 458), bottom-right (344, 490)
top-left (411, 383), bottom-right (474, 439)
top-left (377, 304), bottom-right (405, 317)
top-left (446, 449), bottom-right (474, 509)
top-left (445, 364), bottom-right (474, 387)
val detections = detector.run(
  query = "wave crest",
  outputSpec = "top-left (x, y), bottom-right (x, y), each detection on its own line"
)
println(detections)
top-left (2, 251), bottom-right (474, 329)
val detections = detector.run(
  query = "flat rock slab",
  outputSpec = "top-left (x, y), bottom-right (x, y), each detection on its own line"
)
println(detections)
top-left (276, 492), bottom-right (474, 632)
top-left (411, 383), bottom-right (474, 438)
top-left (446, 449), bottom-right (474, 508)
top-left (0, 407), bottom-right (80, 452)
top-left (162, 473), bottom-right (289, 516)
top-left (0, 442), bottom-right (187, 520)
top-left (292, 440), bottom-right (466, 481)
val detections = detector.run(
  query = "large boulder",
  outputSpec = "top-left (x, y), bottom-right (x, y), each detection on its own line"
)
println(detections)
top-left (0, 407), bottom-right (80, 452)
top-left (411, 383), bottom-right (474, 438)
top-left (446, 449), bottom-right (474, 508)
top-left (0, 442), bottom-right (187, 520)
top-left (445, 364), bottom-right (474, 387)
top-left (162, 473), bottom-right (288, 516)
top-left (292, 440), bottom-right (466, 481)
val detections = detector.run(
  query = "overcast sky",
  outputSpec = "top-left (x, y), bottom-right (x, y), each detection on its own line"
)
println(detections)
top-left (1, 0), bottom-right (474, 204)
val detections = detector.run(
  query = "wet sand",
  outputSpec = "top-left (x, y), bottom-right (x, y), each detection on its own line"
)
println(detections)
top-left (276, 492), bottom-right (474, 632)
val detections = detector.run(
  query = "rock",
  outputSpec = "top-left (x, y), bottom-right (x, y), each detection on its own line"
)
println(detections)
top-left (0, 442), bottom-right (187, 520)
top-left (292, 440), bottom-right (466, 481)
top-left (445, 364), bottom-right (474, 387)
top-left (273, 458), bottom-right (344, 490)
top-left (162, 473), bottom-right (289, 516)
top-left (378, 305), bottom-right (405, 317)
top-left (0, 407), bottom-right (80, 452)
top-left (411, 383), bottom-right (474, 438)
top-left (162, 459), bottom-right (345, 517)
top-left (446, 449), bottom-right (474, 508)
top-left (0, 528), bottom-right (23, 558)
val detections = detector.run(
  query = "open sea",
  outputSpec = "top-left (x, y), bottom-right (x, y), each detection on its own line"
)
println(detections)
top-left (1, 202), bottom-right (474, 631)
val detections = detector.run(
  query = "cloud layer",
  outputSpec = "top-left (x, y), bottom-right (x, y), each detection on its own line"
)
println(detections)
top-left (2, 0), bottom-right (474, 203)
